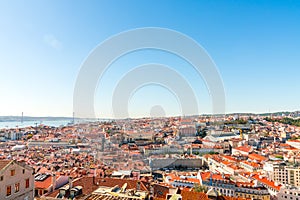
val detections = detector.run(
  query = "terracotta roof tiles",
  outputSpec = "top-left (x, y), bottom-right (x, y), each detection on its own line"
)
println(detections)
top-left (0, 160), bottom-right (11, 170)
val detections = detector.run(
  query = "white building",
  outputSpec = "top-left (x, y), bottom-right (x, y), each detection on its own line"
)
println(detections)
top-left (278, 187), bottom-right (300, 200)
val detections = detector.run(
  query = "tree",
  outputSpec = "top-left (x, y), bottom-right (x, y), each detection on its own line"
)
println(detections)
top-left (194, 184), bottom-right (208, 193)
top-left (196, 127), bottom-right (207, 138)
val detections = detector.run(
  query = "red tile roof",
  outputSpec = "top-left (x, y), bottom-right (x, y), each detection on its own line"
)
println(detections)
top-left (248, 153), bottom-right (267, 162)
top-left (200, 172), bottom-right (229, 181)
top-left (46, 177), bottom-right (149, 198)
top-left (0, 160), bottom-right (11, 170)
top-left (153, 183), bottom-right (173, 198)
top-left (233, 145), bottom-right (252, 153)
top-left (181, 190), bottom-right (208, 200)
top-left (241, 161), bottom-right (261, 168)
top-left (252, 174), bottom-right (281, 191)
top-left (222, 155), bottom-right (238, 162)
top-left (180, 190), bottom-right (251, 200)
top-left (167, 173), bottom-right (201, 184)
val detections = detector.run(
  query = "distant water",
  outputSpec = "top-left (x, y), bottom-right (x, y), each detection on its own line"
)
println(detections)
top-left (0, 120), bottom-right (72, 129)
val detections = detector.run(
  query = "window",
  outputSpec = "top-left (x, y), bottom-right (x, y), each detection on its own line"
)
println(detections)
top-left (11, 169), bottom-right (15, 176)
top-left (15, 183), bottom-right (20, 193)
top-left (0, 176), bottom-right (3, 181)
top-left (23, 169), bottom-right (25, 174)
top-left (6, 185), bottom-right (11, 196)
top-left (25, 178), bottom-right (30, 188)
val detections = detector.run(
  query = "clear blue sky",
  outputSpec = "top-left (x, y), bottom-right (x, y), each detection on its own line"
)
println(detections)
top-left (0, 0), bottom-right (300, 118)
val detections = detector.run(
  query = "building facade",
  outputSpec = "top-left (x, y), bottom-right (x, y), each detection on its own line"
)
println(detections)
top-left (0, 160), bottom-right (34, 200)
top-left (278, 187), bottom-right (300, 200)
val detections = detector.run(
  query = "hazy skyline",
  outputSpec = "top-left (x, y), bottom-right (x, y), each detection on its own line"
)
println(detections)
top-left (1, 1), bottom-right (300, 118)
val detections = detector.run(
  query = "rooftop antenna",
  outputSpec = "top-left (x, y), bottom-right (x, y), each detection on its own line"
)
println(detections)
top-left (34, 122), bottom-right (38, 134)
top-left (21, 112), bottom-right (23, 124)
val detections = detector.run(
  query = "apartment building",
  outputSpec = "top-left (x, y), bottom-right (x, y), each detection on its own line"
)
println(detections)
top-left (286, 166), bottom-right (300, 187)
top-left (0, 160), bottom-right (34, 200)
top-left (269, 163), bottom-right (300, 187)
top-left (201, 178), bottom-right (270, 199)
top-left (274, 164), bottom-right (288, 185)
top-left (278, 187), bottom-right (300, 200)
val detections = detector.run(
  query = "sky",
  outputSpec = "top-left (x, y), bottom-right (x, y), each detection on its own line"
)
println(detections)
top-left (0, 0), bottom-right (300, 118)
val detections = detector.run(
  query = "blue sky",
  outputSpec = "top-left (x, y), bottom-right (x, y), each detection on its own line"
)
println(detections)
top-left (0, 0), bottom-right (300, 118)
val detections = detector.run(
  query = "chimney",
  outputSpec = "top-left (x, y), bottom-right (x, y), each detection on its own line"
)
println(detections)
top-left (52, 174), bottom-right (56, 192)
top-left (136, 181), bottom-right (141, 191)
top-left (137, 171), bottom-right (140, 180)
top-left (69, 177), bottom-right (73, 190)
top-left (93, 169), bottom-right (97, 185)
top-left (253, 180), bottom-right (258, 187)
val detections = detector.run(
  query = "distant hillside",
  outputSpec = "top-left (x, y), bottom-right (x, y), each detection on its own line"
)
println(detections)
top-left (0, 116), bottom-right (74, 122)
top-left (265, 117), bottom-right (300, 127)
top-left (258, 111), bottom-right (300, 117)
top-left (200, 111), bottom-right (300, 118)
top-left (0, 110), bottom-right (299, 122)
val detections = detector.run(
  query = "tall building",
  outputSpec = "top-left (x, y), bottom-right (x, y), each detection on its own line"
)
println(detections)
top-left (286, 166), bottom-right (300, 187)
top-left (269, 163), bottom-right (300, 187)
top-left (273, 164), bottom-right (288, 185)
